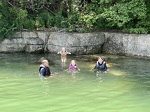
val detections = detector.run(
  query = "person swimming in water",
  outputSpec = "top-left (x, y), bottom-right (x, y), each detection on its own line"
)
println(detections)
top-left (69, 60), bottom-right (80, 77)
top-left (69, 60), bottom-right (80, 71)
top-left (94, 57), bottom-right (107, 73)
top-left (39, 60), bottom-right (52, 77)
top-left (57, 47), bottom-right (71, 63)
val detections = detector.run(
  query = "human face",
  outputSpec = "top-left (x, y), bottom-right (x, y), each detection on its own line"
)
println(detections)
top-left (62, 47), bottom-right (66, 52)
top-left (98, 58), bottom-right (103, 64)
top-left (71, 60), bottom-right (76, 66)
top-left (43, 61), bottom-right (49, 67)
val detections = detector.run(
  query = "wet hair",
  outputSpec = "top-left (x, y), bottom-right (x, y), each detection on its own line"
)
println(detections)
top-left (98, 57), bottom-right (102, 60)
top-left (62, 47), bottom-right (66, 50)
top-left (98, 57), bottom-right (105, 61)
top-left (42, 60), bottom-right (49, 64)
top-left (70, 60), bottom-right (76, 65)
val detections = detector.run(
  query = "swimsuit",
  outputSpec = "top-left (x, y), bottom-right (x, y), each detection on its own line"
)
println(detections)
top-left (69, 64), bottom-right (78, 70)
top-left (61, 52), bottom-right (67, 59)
top-left (60, 51), bottom-right (70, 59)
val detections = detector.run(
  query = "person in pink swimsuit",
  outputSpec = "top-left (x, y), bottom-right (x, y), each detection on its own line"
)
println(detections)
top-left (69, 60), bottom-right (80, 71)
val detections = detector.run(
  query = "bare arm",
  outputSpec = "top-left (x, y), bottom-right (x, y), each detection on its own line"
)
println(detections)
top-left (77, 67), bottom-right (80, 71)
top-left (66, 51), bottom-right (71, 54)
top-left (57, 51), bottom-right (61, 54)
top-left (75, 65), bottom-right (80, 71)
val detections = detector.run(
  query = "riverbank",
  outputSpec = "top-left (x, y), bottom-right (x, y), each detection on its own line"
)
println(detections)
top-left (0, 31), bottom-right (150, 58)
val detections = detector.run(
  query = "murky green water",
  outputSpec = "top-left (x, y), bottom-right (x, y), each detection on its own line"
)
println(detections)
top-left (0, 53), bottom-right (150, 112)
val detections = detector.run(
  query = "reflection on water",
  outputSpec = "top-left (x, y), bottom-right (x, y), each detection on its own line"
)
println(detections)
top-left (96, 71), bottom-right (105, 84)
top-left (109, 70), bottom-right (126, 76)
top-left (40, 77), bottom-right (50, 96)
top-left (61, 62), bottom-right (67, 70)
top-left (0, 53), bottom-right (150, 112)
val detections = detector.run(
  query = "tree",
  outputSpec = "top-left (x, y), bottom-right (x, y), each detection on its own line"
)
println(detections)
top-left (0, 0), bottom-right (149, 40)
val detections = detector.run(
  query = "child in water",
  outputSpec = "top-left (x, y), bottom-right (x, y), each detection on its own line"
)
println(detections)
top-left (39, 60), bottom-right (52, 77)
top-left (57, 47), bottom-right (71, 63)
top-left (69, 60), bottom-right (80, 71)
top-left (94, 57), bottom-right (107, 73)
top-left (69, 60), bottom-right (80, 78)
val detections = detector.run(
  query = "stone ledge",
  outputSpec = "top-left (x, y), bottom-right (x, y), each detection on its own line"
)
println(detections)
top-left (0, 31), bottom-right (150, 58)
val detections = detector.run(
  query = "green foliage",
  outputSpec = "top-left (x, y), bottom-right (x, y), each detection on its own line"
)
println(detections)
top-left (0, 1), bottom-right (16, 40)
top-left (79, 11), bottom-right (98, 29)
top-left (14, 8), bottom-right (28, 30)
top-left (23, 19), bottom-right (35, 30)
top-left (128, 28), bottom-right (148, 34)
top-left (100, 0), bottom-right (147, 28)
top-left (35, 12), bottom-right (55, 29)
top-left (0, 0), bottom-right (149, 40)
top-left (54, 14), bottom-right (64, 28)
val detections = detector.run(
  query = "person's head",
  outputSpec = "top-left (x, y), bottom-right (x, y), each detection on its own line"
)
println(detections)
top-left (42, 60), bottom-right (49, 67)
top-left (98, 57), bottom-right (103, 64)
top-left (70, 60), bottom-right (76, 66)
top-left (62, 47), bottom-right (66, 52)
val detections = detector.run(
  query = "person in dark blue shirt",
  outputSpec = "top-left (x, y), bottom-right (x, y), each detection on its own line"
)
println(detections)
top-left (39, 60), bottom-right (51, 77)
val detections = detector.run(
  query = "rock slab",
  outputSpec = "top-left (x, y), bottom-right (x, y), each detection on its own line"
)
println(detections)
top-left (0, 31), bottom-right (150, 58)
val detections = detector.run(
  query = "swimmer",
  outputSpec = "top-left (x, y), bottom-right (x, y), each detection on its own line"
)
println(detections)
top-left (39, 60), bottom-right (52, 77)
top-left (69, 60), bottom-right (80, 71)
top-left (69, 60), bottom-right (80, 78)
top-left (57, 47), bottom-right (71, 63)
top-left (93, 57), bottom-right (107, 73)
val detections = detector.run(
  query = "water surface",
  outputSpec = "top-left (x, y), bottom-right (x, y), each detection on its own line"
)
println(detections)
top-left (0, 53), bottom-right (150, 112)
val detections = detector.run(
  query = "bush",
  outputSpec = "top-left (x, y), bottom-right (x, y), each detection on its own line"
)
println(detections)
top-left (0, 0), bottom-right (149, 40)
top-left (35, 12), bottom-right (55, 29)
top-left (129, 28), bottom-right (148, 34)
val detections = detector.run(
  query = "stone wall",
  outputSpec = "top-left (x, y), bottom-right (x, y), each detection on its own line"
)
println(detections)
top-left (0, 32), bottom-right (45, 53)
top-left (0, 31), bottom-right (105, 54)
top-left (48, 32), bottom-right (105, 54)
top-left (103, 32), bottom-right (150, 57)
top-left (0, 31), bottom-right (150, 58)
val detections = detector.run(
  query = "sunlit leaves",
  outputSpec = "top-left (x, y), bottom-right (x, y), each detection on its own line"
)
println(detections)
top-left (79, 11), bottom-right (98, 29)
top-left (17, 9), bottom-right (27, 19)
top-left (0, 0), bottom-right (149, 40)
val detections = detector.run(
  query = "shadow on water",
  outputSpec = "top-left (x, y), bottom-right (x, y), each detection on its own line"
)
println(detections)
top-left (106, 55), bottom-right (150, 92)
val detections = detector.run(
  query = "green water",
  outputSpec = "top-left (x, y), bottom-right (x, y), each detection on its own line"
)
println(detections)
top-left (0, 53), bottom-right (150, 112)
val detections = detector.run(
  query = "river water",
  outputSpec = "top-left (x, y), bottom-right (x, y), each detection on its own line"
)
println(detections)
top-left (0, 53), bottom-right (150, 112)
